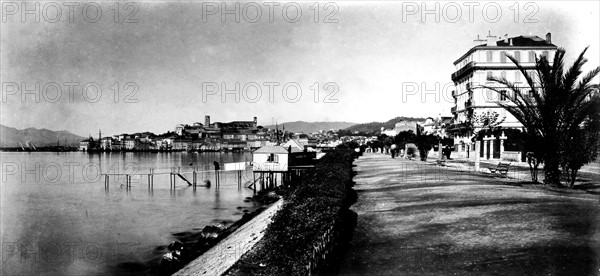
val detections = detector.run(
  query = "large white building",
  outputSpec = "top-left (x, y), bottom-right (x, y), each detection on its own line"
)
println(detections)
top-left (380, 121), bottom-right (418, 137)
top-left (449, 33), bottom-right (558, 161)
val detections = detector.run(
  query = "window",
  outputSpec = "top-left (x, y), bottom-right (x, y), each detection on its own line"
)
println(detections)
top-left (486, 89), bottom-right (495, 102)
top-left (500, 51), bottom-right (507, 63)
top-left (514, 51), bottom-right (521, 62)
top-left (486, 51), bottom-right (493, 62)
top-left (267, 153), bottom-right (276, 162)
top-left (500, 90), bottom-right (508, 101)
top-left (529, 51), bottom-right (536, 62)
top-left (501, 71), bottom-right (507, 79)
top-left (515, 71), bottom-right (522, 83)
top-left (528, 89), bottom-right (535, 98)
top-left (487, 71), bottom-right (493, 80)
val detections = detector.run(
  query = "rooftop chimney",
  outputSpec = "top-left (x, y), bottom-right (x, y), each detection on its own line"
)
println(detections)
top-left (504, 34), bottom-right (508, 44)
top-left (546, 32), bottom-right (552, 44)
top-left (473, 34), bottom-right (486, 45)
top-left (205, 115), bottom-right (210, 127)
top-left (485, 31), bottom-right (496, 46)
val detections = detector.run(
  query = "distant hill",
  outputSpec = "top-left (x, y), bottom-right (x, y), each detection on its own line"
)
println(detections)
top-left (263, 121), bottom-right (356, 133)
top-left (0, 125), bottom-right (86, 147)
top-left (344, 116), bottom-right (426, 134)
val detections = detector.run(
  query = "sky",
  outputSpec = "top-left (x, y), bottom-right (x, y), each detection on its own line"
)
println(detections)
top-left (1, 1), bottom-right (599, 136)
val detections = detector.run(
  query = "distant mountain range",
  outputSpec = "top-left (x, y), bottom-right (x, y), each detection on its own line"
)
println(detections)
top-left (0, 125), bottom-right (86, 148)
top-left (344, 116), bottom-right (426, 134)
top-left (263, 121), bottom-right (357, 133)
top-left (263, 117), bottom-right (427, 134)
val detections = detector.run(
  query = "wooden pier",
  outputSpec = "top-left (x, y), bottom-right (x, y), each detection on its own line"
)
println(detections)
top-left (101, 166), bottom-right (241, 191)
top-left (100, 161), bottom-right (313, 194)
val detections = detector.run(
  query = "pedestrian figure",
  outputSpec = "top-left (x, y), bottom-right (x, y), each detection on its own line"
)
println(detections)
top-left (444, 146), bottom-right (452, 160)
top-left (213, 161), bottom-right (220, 185)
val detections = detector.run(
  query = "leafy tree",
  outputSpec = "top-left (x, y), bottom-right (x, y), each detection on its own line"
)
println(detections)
top-left (487, 47), bottom-right (600, 186)
top-left (377, 134), bottom-right (394, 147)
top-left (414, 118), bottom-right (448, 161)
top-left (414, 124), bottom-right (439, 161)
top-left (337, 140), bottom-right (359, 150)
top-left (470, 110), bottom-right (505, 135)
top-left (394, 130), bottom-right (416, 149)
top-left (414, 134), bottom-right (437, 161)
top-left (560, 101), bottom-right (600, 187)
top-left (367, 140), bottom-right (382, 152)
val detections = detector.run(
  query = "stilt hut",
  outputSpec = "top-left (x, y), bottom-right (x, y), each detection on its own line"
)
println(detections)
top-left (252, 146), bottom-right (291, 192)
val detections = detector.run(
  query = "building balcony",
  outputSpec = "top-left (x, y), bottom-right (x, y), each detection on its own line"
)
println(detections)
top-left (446, 122), bottom-right (473, 135)
top-left (451, 61), bottom-right (474, 82)
top-left (451, 61), bottom-right (537, 82)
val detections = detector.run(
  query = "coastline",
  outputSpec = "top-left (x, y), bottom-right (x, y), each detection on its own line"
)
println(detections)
top-left (173, 198), bottom-right (284, 276)
top-left (143, 191), bottom-right (281, 275)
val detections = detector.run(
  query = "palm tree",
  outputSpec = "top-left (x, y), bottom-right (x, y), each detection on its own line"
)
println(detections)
top-left (487, 47), bottom-right (600, 186)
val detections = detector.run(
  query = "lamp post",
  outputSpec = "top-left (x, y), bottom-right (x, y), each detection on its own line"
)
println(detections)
top-left (475, 140), bottom-right (480, 171)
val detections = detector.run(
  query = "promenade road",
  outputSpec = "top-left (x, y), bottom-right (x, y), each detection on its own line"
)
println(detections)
top-left (336, 153), bottom-right (600, 275)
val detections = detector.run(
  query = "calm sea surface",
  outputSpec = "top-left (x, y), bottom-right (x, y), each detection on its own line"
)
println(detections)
top-left (1, 151), bottom-right (257, 275)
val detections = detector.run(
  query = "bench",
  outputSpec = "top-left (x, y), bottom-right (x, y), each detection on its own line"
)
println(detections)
top-left (489, 162), bottom-right (510, 177)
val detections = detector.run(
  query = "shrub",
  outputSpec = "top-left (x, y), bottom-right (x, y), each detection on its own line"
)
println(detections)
top-left (230, 149), bottom-right (357, 275)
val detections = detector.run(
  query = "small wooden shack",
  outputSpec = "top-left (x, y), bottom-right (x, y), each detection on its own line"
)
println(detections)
top-left (251, 145), bottom-right (317, 192)
top-left (253, 146), bottom-right (291, 172)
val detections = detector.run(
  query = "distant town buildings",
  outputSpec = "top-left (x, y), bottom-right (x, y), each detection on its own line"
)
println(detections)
top-left (79, 115), bottom-right (345, 152)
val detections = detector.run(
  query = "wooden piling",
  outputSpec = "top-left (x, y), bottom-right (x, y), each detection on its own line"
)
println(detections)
top-left (193, 171), bottom-right (197, 188)
top-left (253, 172), bottom-right (256, 195)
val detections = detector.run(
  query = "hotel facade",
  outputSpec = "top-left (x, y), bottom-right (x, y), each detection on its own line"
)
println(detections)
top-left (449, 33), bottom-right (558, 161)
